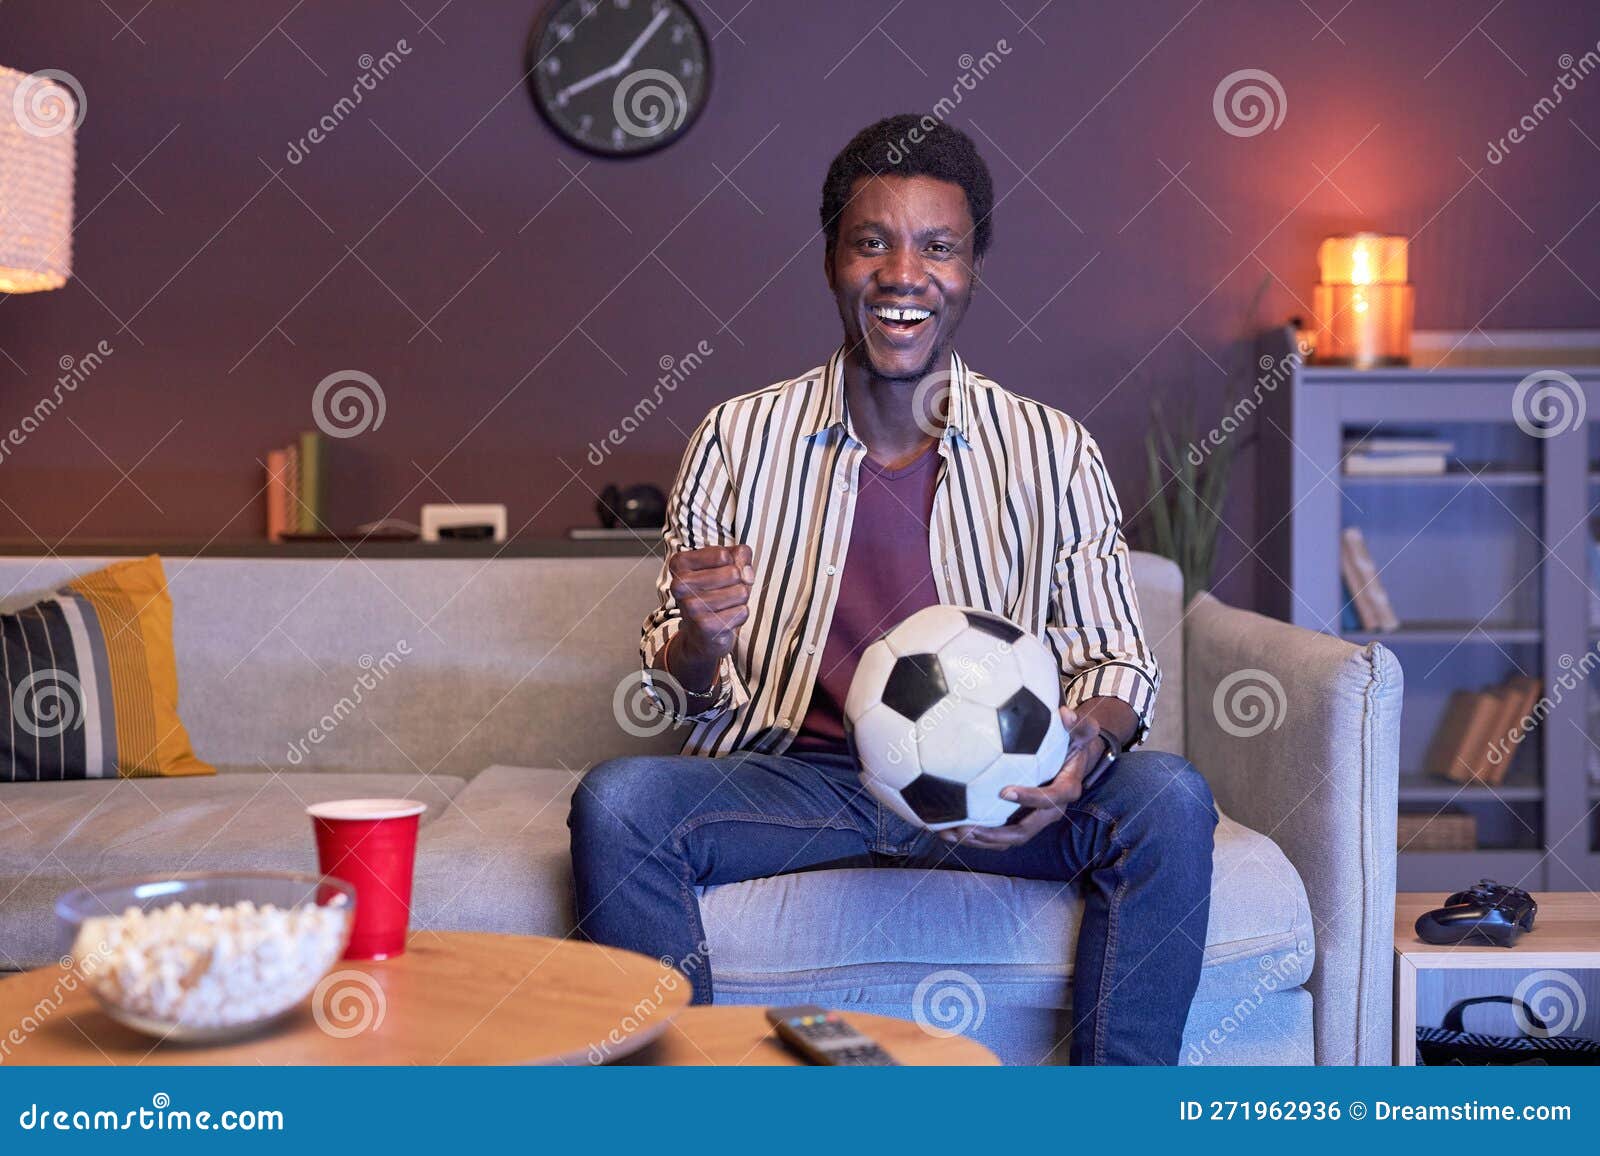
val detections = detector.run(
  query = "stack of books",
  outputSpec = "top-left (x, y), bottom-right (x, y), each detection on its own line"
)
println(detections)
top-left (1340, 526), bottom-right (1400, 632)
top-left (1342, 435), bottom-right (1454, 476)
top-left (265, 431), bottom-right (325, 541)
top-left (1421, 675), bottom-right (1543, 785)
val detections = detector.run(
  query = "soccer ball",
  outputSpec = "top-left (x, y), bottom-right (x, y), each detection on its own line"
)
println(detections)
top-left (843, 605), bottom-right (1071, 830)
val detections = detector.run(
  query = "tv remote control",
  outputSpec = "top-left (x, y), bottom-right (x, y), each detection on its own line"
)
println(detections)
top-left (765, 1005), bottom-right (898, 1066)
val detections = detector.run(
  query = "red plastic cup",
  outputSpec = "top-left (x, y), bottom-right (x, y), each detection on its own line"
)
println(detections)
top-left (307, 798), bottom-right (427, 960)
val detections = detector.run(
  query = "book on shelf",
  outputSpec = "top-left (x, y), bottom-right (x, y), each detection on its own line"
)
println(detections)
top-left (1339, 526), bottom-right (1400, 631)
top-left (1342, 437), bottom-right (1455, 455)
top-left (1464, 684), bottom-right (1518, 784)
top-left (1343, 452), bottom-right (1448, 475)
top-left (1423, 690), bottom-right (1494, 782)
top-left (1499, 675), bottom-right (1543, 775)
top-left (1423, 676), bottom-right (1542, 786)
top-left (265, 450), bottom-right (291, 543)
top-left (262, 432), bottom-right (327, 541)
top-left (297, 430), bottom-right (323, 534)
top-left (283, 443), bottom-right (299, 530)
top-left (1342, 436), bottom-right (1453, 476)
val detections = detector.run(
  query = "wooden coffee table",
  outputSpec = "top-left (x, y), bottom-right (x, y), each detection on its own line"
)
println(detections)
top-left (626, 1006), bottom-right (1000, 1065)
top-left (0, 931), bottom-right (687, 1065)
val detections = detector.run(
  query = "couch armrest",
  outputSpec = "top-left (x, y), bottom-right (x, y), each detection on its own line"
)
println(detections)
top-left (1183, 592), bottom-right (1401, 1066)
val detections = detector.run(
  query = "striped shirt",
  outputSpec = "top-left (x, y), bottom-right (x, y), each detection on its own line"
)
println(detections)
top-left (639, 347), bottom-right (1160, 758)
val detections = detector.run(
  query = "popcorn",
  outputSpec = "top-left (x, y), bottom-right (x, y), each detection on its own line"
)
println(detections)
top-left (74, 900), bottom-right (348, 1029)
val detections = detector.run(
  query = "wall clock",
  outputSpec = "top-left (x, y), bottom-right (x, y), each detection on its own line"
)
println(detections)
top-left (527, 0), bottom-right (711, 157)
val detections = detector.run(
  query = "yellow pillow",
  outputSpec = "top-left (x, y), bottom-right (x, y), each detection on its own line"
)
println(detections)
top-left (2, 555), bottom-right (214, 780)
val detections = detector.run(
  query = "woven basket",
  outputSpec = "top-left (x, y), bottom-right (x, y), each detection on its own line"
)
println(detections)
top-left (1398, 811), bottom-right (1477, 851)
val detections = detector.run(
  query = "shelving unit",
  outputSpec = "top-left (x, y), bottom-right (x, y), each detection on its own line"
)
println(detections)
top-left (1256, 328), bottom-right (1600, 890)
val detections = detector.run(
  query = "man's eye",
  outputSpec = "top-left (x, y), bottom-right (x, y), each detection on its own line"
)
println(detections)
top-left (860, 238), bottom-right (886, 251)
top-left (927, 242), bottom-right (951, 254)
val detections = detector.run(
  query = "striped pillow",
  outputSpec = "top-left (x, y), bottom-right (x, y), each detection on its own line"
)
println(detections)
top-left (2, 555), bottom-right (214, 781)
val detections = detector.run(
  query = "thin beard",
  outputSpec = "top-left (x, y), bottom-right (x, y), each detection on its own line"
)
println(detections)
top-left (860, 342), bottom-right (943, 385)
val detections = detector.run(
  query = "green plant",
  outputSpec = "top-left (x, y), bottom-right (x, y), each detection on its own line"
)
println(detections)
top-left (1141, 398), bottom-right (1236, 603)
top-left (1137, 278), bottom-right (1269, 601)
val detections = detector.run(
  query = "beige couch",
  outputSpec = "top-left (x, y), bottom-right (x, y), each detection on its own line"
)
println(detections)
top-left (0, 551), bottom-right (1399, 1064)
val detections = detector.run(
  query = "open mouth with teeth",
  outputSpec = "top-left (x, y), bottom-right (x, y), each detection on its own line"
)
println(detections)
top-left (869, 304), bottom-right (934, 333)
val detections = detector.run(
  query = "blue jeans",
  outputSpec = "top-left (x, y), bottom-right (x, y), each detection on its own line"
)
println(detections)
top-left (568, 747), bottom-right (1217, 1065)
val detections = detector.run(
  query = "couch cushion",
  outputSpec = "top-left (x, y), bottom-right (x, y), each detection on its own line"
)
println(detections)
top-left (699, 811), bottom-right (1314, 1007)
top-left (1, 555), bottom-right (214, 781)
top-left (392, 766), bottom-right (1311, 1010)
top-left (0, 769), bottom-right (464, 969)
top-left (412, 763), bottom-right (579, 937)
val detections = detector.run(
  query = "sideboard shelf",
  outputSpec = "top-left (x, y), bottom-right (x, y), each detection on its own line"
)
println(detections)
top-left (0, 536), bottom-right (663, 559)
top-left (1340, 470), bottom-right (1543, 488)
top-left (1257, 327), bottom-right (1600, 891)
top-left (1396, 774), bottom-right (1543, 804)
top-left (1339, 624), bottom-right (1544, 644)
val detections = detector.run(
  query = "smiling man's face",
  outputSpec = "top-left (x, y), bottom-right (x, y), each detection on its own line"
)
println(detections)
top-left (827, 174), bottom-right (981, 382)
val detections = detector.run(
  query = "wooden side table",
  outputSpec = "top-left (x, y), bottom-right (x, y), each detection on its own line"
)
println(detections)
top-left (624, 1006), bottom-right (1000, 1066)
top-left (1394, 891), bottom-right (1600, 1064)
top-left (0, 932), bottom-right (687, 1065)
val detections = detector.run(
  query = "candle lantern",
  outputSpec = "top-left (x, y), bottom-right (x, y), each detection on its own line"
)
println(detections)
top-left (1312, 233), bottom-right (1413, 367)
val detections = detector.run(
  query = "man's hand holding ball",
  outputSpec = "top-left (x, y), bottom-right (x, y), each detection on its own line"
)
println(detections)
top-left (939, 707), bottom-right (1102, 849)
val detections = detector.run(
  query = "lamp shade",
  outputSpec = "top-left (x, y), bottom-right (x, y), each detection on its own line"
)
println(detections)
top-left (0, 65), bottom-right (78, 293)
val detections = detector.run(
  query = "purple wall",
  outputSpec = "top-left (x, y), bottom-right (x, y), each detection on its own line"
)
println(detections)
top-left (2, 1), bottom-right (1597, 607)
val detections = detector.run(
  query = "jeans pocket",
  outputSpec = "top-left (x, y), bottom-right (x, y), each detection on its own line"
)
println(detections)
top-left (873, 798), bottom-right (925, 854)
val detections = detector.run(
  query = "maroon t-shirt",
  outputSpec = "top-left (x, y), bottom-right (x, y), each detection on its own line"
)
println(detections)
top-left (790, 441), bottom-right (943, 755)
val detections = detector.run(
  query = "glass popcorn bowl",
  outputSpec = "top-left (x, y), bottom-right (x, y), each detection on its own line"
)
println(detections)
top-left (55, 870), bottom-right (356, 1043)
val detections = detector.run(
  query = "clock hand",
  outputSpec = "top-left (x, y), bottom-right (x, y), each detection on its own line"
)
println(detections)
top-left (553, 7), bottom-right (671, 104)
top-left (554, 60), bottom-right (626, 103)
top-left (616, 7), bottom-right (671, 72)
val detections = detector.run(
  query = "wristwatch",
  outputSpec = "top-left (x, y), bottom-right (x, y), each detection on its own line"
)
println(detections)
top-left (1083, 730), bottom-right (1123, 788)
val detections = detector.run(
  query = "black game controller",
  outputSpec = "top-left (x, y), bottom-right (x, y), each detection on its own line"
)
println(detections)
top-left (1414, 879), bottom-right (1538, 947)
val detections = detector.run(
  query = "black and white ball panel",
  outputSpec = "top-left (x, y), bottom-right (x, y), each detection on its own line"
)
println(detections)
top-left (879, 653), bottom-right (947, 721)
top-left (846, 703), bottom-right (921, 792)
top-left (844, 604), bottom-right (1070, 830)
top-left (915, 698), bottom-right (1002, 780)
top-left (962, 608), bottom-right (1025, 643)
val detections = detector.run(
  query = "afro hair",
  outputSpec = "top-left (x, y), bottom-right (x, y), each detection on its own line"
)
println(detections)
top-left (820, 114), bottom-right (995, 259)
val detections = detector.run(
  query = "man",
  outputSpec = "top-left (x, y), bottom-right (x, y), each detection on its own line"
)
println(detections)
top-left (569, 114), bottom-right (1217, 1065)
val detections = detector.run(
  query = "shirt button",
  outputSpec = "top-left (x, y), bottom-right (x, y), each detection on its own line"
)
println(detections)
top-left (837, 480), bottom-right (850, 493)
top-left (805, 643), bottom-right (816, 654)
top-left (825, 565), bottom-right (837, 576)
top-left (778, 717), bottom-right (791, 729)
